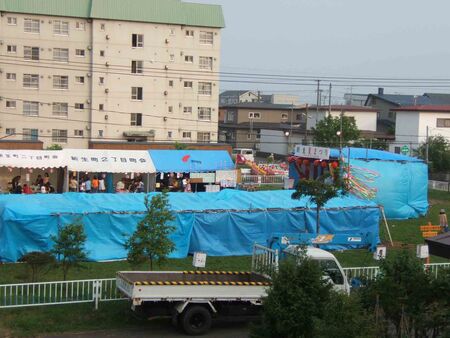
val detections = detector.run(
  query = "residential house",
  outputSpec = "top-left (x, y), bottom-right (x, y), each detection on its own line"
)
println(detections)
top-left (344, 93), bottom-right (369, 106)
top-left (219, 91), bottom-right (260, 105)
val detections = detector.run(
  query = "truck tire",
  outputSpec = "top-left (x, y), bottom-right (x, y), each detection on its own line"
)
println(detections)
top-left (180, 305), bottom-right (212, 336)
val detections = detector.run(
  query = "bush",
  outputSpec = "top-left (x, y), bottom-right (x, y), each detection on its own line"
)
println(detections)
top-left (19, 251), bottom-right (55, 282)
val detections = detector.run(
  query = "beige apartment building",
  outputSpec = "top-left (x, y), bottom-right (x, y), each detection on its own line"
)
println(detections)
top-left (0, 0), bottom-right (224, 148)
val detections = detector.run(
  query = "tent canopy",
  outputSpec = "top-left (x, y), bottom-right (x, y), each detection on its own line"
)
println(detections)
top-left (329, 147), bottom-right (423, 162)
top-left (149, 150), bottom-right (234, 173)
top-left (0, 150), bottom-right (66, 169)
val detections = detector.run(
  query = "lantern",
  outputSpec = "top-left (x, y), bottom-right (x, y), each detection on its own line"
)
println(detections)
top-left (303, 159), bottom-right (310, 166)
top-left (331, 161), bottom-right (339, 169)
top-left (287, 156), bottom-right (296, 163)
top-left (296, 158), bottom-right (303, 166)
top-left (313, 160), bottom-right (320, 167)
top-left (321, 161), bottom-right (328, 168)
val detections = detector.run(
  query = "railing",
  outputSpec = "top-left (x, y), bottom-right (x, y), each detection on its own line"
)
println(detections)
top-left (252, 244), bottom-right (279, 277)
top-left (424, 262), bottom-right (450, 278)
top-left (429, 180), bottom-right (450, 192)
top-left (0, 278), bottom-right (126, 310)
top-left (241, 175), bottom-right (286, 185)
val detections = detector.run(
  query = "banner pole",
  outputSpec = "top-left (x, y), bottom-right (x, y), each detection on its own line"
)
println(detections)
top-left (380, 206), bottom-right (394, 246)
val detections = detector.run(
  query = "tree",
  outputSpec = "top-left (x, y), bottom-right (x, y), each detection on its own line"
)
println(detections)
top-left (312, 115), bottom-right (360, 148)
top-left (46, 144), bottom-right (63, 150)
top-left (125, 192), bottom-right (175, 270)
top-left (51, 222), bottom-right (87, 280)
top-left (292, 174), bottom-right (347, 233)
top-left (19, 251), bottom-right (55, 282)
top-left (417, 135), bottom-right (450, 172)
top-left (174, 142), bottom-right (189, 150)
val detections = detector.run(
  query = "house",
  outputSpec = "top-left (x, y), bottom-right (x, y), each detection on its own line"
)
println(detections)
top-left (388, 105), bottom-right (450, 154)
top-left (344, 93), bottom-right (369, 106)
top-left (219, 91), bottom-right (260, 105)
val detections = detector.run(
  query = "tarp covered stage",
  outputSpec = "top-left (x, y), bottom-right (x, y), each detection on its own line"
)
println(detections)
top-left (0, 190), bottom-right (380, 262)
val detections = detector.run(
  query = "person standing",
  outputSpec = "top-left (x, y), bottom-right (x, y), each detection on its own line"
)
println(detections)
top-left (98, 174), bottom-right (106, 193)
top-left (84, 176), bottom-right (92, 193)
top-left (92, 175), bottom-right (99, 193)
top-left (440, 209), bottom-right (448, 232)
top-left (69, 177), bottom-right (78, 192)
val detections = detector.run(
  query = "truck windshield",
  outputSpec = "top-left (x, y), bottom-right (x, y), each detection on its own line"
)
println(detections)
top-left (318, 259), bottom-right (344, 285)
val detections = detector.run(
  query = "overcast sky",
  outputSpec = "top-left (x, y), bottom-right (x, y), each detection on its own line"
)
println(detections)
top-left (194, 0), bottom-right (450, 103)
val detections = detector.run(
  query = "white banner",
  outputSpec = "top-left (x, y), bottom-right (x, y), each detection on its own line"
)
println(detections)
top-left (294, 145), bottom-right (330, 160)
top-left (0, 150), bottom-right (65, 169)
top-left (190, 172), bottom-right (216, 183)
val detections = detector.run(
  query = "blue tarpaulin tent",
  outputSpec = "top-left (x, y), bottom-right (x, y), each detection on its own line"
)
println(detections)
top-left (0, 190), bottom-right (379, 262)
top-left (148, 150), bottom-right (234, 172)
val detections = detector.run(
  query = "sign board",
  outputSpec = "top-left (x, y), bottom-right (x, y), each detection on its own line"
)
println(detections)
top-left (311, 234), bottom-right (334, 244)
top-left (401, 145), bottom-right (409, 155)
top-left (347, 237), bottom-right (362, 243)
top-left (416, 244), bottom-right (429, 259)
top-left (190, 172), bottom-right (215, 184)
top-left (373, 245), bottom-right (387, 260)
top-left (192, 252), bottom-right (207, 268)
top-left (294, 145), bottom-right (330, 160)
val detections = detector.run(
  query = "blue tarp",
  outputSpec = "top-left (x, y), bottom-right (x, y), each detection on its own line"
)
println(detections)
top-left (0, 190), bottom-right (380, 262)
top-left (148, 150), bottom-right (234, 172)
top-left (330, 147), bottom-right (423, 162)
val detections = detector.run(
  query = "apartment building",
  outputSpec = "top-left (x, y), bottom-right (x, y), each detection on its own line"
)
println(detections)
top-left (0, 0), bottom-right (224, 148)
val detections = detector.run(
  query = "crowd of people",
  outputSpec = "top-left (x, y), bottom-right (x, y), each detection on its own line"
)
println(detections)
top-left (9, 173), bottom-right (55, 194)
top-left (69, 174), bottom-right (107, 193)
top-left (115, 175), bottom-right (145, 193)
top-left (156, 172), bottom-right (192, 192)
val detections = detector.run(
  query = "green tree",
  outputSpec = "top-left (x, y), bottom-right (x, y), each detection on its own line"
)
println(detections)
top-left (46, 144), bottom-right (63, 150)
top-left (312, 115), bottom-right (360, 147)
top-left (173, 142), bottom-right (189, 150)
top-left (51, 223), bottom-right (87, 280)
top-left (19, 251), bottom-right (56, 282)
top-left (292, 174), bottom-right (347, 233)
top-left (125, 192), bottom-right (175, 270)
top-left (417, 135), bottom-right (450, 172)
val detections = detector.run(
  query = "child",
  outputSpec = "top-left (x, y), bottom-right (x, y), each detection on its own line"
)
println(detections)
top-left (440, 209), bottom-right (448, 232)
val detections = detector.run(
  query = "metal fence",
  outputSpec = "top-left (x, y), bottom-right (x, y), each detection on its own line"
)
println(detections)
top-left (0, 278), bottom-right (125, 309)
top-left (251, 244), bottom-right (279, 277)
top-left (429, 180), bottom-right (450, 192)
top-left (241, 175), bottom-right (286, 185)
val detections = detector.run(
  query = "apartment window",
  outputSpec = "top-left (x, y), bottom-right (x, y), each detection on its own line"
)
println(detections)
top-left (6, 73), bottom-right (16, 81)
top-left (128, 113), bottom-right (142, 126)
top-left (183, 106), bottom-right (192, 114)
top-left (437, 118), bottom-right (450, 128)
top-left (184, 81), bottom-right (193, 88)
top-left (281, 113), bottom-right (288, 120)
top-left (99, 77), bottom-right (104, 85)
top-left (99, 50), bottom-right (105, 57)
top-left (74, 103), bottom-right (84, 110)
top-left (7, 17), bottom-right (17, 25)
top-left (248, 112), bottom-right (261, 119)
top-left (6, 128), bottom-right (16, 135)
top-left (198, 82), bottom-right (212, 95)
top-left (167, 131), bottom-right (173, 139)
top-left (169, 80), bottom-right (174, 87)
top-left (52, 102), bottom-right (68, 117)
top-left (52, 129), bottom-right (68, 143)
top-left (75, 76), bottom-right (85, 84)
top-left (199, 56), bottom-right (213, 70)
top-left (247, 133), bottom-right (253, 140)
top-left (131, 34), bottom-right (144, 47)
top-left (169, 28), bottom-right (175, 36)
top-left (53, 75), bottom-right (69, 89)
top-left (52, 48), bottom-right (69, 62)
top-left (255, 129), bottom-right (261, 140)
top-left (75, 49), bottom-right (85, 57)
top-left (6, 100), bottom-right (16, 109)
top-left (169, 54), bottom-right (175, 62)
top-left (131, 60), bottom-right (144, 74)
top-left (24, 46), bottom-right (40, 60)
top-left (23, 128), bottom-right (38, 141)
top-left (226, 111), bottom-right (235, 122)
top-left (168, 106), bottom-right (173, 113)
top-left (99, 104), bottom-right (104, 111)
top-left (53, 20), bottom-right (69, 35)
top-left (199, 31), bottom-right (213, 44)
top-left (75, 22), bottom-right (85, 30)
top-left (184, 55), bottom-right (193, 63)
top-left (198, 107), bottom-right (212, 121)
top-left (24, 18), bottom-right (39, 33)
top-left (7, 45), bottom-right (17, 53)
top-left (296, 114), bottom-right (304, 120)
top-left (23, 101), bottom-right (39, 116)
top-left (197, 132), bottom-right (211, 143)
top-left (74, 129), bottom-right (84, 137)
top-left (182, 131), bottom-right (192, 139)
top-left (185, 30), bottom-right (194, 37)
top-left (100, 23), bottom-right (105, 31)
top-left (131, 87), bottom-right (143, 100)
top-left (98, 130), bottom-right (104, 137)
top-left (23, 74), bottom-right (39, 89)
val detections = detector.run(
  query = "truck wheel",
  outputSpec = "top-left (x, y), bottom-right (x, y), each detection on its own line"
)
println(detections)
top-left (180, 305), bottom-right (212, 336)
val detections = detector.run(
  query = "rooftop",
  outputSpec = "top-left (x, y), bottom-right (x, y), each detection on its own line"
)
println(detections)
top-left (391, 105), bottom-right (450, 112)
top-left (305, 105), bottom-right (377, 112)
top-left (220, 102), bottom-right (305, 110)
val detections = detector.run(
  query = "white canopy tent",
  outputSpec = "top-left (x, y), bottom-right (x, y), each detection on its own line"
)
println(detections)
top-left (0, 150), bottom-right (66, 169)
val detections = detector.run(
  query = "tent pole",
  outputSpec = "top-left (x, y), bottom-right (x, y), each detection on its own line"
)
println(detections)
top-left (146, 173), bottom-right (150, 193)
top-left (380, 206), bottom-right (393, 246)
top-left (76, 171), bottom-right (80, 192)
top-left (65, 167), bottom-right (69, 192)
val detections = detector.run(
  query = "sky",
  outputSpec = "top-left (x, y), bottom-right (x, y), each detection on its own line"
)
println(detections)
top-left (194, 0), bottom-right (450, 103)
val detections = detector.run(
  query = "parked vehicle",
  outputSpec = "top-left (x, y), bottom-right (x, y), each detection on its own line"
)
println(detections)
top-left (232, 148), bottom-right (255, 162)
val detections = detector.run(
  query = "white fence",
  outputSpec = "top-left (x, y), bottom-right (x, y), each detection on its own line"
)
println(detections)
top-left (429, 180), bottom-right (450, 192)
top-left (241, 175), bottom-right (286, 185)
top-left (252, 244), bottom-right (279, 277)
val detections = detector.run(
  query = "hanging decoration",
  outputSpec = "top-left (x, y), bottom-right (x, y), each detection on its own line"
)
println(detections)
top-left (346, 165), bottom-right (380, 200)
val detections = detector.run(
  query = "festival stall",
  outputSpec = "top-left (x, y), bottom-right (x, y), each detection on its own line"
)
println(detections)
top-left (0, 190), bottom-right (380, 262)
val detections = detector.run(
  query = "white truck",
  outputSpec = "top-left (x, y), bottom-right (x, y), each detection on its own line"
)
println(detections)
top-left (116, 244), bottom-right (349, 335)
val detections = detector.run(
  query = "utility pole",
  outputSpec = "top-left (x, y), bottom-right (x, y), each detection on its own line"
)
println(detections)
top-left (425, 125), bottom-right (429, 163)
top-left (328, 83), bottom-right (332, 116)
top-left (339, 108), bottom-right (344, 154)
top-left (316, 80), bottom-right (320, 113)
top-left (304, 103), bottom-right (309, 145)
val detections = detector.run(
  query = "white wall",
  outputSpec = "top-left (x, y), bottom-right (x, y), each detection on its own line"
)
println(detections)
top-left (260, 129), bottom-right (303, 155)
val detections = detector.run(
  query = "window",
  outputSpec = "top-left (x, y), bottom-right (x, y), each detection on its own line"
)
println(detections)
top-left (184, 55), bottom-right (193, 63)
top-left (75, 103), bottom-right (84, 110)
top-left (248, 112), bottom-right (261, 119)
top-left (7, 45), bottom-right (17, 53)
top-left (226, 110), bottom-right (235, 122)
top-left (6, 73), bottom-right (16, 81)
top-left (75, 22), bottom-right (85, 30)
top-left (52, 129), bottom-right (68, 143)
top-left (198, 82), bottom-right (212, 95)
top-left (24, 46), bottom-right (40, 60)
top-left (130, 113), bottom-right (143, 126)
top-left (75, 76), bottom-right (85, 84)
top-left (182, 131), bottom-right (191, 139)
top-left (23, 128), bottom-right (38, 141)
top-left (52, 102), bottom-right (68, 116)
top-left (131, 60), bottom-right (144, 74)
top-left (184, 81), bottom-right (193, 88)
top-left (99, 77), bottom-right (104, 85)
top-left (168, 106), bottom-right (173, 113)
top-left (131, 34), bottom-right (144, 47)
top-left (183, 106), bottom-right (192, 114)
top-left (169, 54), bottom-right (175, 62)
top-left (6, 100), bottom-right (16, 109)
top-left (255, 129), bottom-right (261, 140)
top-left (296, 113), bottom-right (304, 120)
top-left (169, 80), bottom-right (174, 87)
top-left (185, 30), bottom-right (194, 37)
top-left (199, 56), bottom-right (213, 70)
top-left (197, 132), bottom-right (211, 142)
top-left (169, 28), bottom-right (175, 36)
top-left (198, 107), bottom-right (212, 121)
top-left (99, 50), bottom-right (105, 57)
top-left (24, 18), bottom-right (39, 33)
top-left (75, 49), bottom-right (85, 57)
top-left (23, 74), bottom-right (39, 89)
top-left (6, 128), bottom-right (16, 135)
top-left (53, 48), bottom-right (69, 62)
top-left (394, 147), bottom-right (401, 154)
top-left (167, 131), bottom-right (173, 139)
top-left (53, 75), bottom-right (69, 89)
top-left (281, 113), bottom-right (288, 120)
top-left (53, 20), bottom-right (69, 35)
top-left (99, 104), bottom-right (104, 111)
top-left (100, 23), bottom-right (105, 30)
top-left (23, 101), bottom-right (39, 116)
top-left (436, 118), bottom-right (450, 128)
top-left (7, 17), bottom-right (17, 25)
top-left (98, 130), bottom-right (104, 137)
top-left (74, 129), bottom-right (84, 137)
top-left (131, 87), bottom-right (143, 100)
top-left (199, 31), bottom-right (213, 44)
top-left (247, 133), bottom-right (253, 140)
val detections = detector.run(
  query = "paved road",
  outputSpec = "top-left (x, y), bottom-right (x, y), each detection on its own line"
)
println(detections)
top-left (42, 322), bottom-right (249, 338)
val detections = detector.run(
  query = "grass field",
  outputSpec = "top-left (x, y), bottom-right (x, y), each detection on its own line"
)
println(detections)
top-left (0, 189), bottom-right (449, 337)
